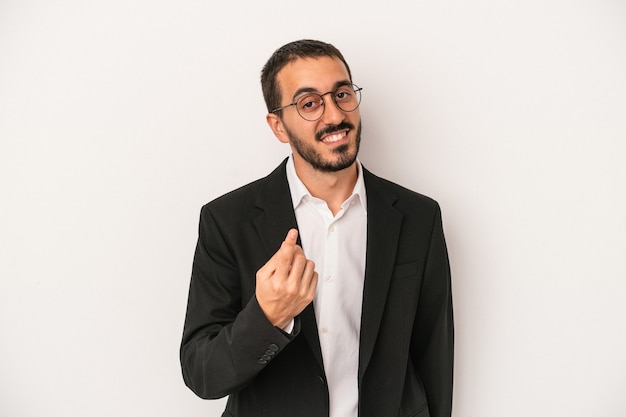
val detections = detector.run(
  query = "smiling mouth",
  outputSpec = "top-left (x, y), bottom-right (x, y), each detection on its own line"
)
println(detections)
top-left (321, 131), bottom-right (348, 144)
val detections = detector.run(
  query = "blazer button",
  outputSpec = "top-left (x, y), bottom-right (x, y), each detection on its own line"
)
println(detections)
top-left (261, 354), bottom-right (272, 361)
top-left (268, 343), bottom-right (279, 352)
top-left (265, 350), bottom-right (276, 356)
top-left (257, 359), bottom-right (267, 365)
top-left (318, 376), bottom-right (326, 385)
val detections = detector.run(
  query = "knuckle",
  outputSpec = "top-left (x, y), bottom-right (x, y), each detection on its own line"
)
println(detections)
top-left (292, 249), bottom-right (305, 260)
top-left (284, 285), bottom-right (298, 298)
top-left (279, 247), bottom-right (296, 262)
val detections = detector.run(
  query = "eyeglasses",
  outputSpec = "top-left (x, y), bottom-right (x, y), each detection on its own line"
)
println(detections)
top-left (271, 83), bottom-right (363, 121)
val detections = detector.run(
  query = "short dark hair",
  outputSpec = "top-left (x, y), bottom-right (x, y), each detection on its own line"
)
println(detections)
top-left (260, 39), bottom-right (352, 113)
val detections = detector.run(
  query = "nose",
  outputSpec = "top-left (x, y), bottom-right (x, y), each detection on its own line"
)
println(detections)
top-left (320, 93), bottom-right (345, 125)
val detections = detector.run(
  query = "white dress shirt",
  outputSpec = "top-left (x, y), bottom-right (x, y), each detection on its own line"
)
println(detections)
top-left (286, 155), bottom-right (367, 417)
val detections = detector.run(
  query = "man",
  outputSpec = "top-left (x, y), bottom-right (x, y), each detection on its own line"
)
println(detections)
top-left (180, 39), bottom-right (454, 417)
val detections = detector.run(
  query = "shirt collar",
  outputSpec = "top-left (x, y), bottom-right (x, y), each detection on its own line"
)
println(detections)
top-left (286, 154), bottom-right (367, 212)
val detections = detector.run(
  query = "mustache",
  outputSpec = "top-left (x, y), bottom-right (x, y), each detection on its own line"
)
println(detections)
top-left (315, 122), bottom-right (354, 142)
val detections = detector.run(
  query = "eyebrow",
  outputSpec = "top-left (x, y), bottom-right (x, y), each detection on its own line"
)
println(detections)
top-left (291, 80), bottom-right (352, 100)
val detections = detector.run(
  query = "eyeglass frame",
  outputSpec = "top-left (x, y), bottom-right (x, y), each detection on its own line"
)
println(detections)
top-left (270, 83), bottom-right (363, 121)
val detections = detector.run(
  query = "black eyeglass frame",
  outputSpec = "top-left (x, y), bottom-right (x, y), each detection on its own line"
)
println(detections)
top-left (270, 83), bottom-right (363, 121)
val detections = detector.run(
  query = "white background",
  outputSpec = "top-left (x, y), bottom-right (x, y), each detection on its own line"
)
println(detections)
top-left (1, 1), bottom-right (625, 416)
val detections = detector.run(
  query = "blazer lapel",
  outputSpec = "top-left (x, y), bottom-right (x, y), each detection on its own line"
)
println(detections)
top-left (252, 159), bottom-right (325, 371)
top-left (253, 160), bottom-right (299, 255)
top-left (358, 168), bottom-right (403, 379)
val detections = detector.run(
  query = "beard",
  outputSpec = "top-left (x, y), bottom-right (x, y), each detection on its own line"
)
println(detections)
top-left (284, 121), bottom-right (362, 173)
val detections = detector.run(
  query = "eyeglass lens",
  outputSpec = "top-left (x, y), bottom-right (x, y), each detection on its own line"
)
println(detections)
top-left (295, 85), bottom-right (361, 121)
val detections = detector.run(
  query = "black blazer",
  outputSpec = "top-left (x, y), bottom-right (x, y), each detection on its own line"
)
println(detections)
top-left (181, 159), bottom-right (454, 417)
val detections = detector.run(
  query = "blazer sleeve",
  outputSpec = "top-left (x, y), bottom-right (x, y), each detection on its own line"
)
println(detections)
top-left (180, 205), bottom-right (297, 399)
top-left (411, 204), bottom-right (454, 417)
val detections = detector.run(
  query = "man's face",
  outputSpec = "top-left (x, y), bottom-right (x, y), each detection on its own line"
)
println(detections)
top-left (270, 56), bottom-right (361, 173)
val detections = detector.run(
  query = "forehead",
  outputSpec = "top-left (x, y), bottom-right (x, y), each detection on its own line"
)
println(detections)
top-left (276, 56), bottom-right (351, 99)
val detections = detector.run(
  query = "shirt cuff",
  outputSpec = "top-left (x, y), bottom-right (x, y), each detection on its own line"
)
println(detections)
top-left (281, 318), bottom-right (295, 334)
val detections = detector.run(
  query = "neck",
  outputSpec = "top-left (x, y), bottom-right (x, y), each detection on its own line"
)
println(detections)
top-left (293, 157), bottom-right (358, 216)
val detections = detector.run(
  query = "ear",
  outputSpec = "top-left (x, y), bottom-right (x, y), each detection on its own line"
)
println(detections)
top-left (266, 113), bottom-right (290, 144)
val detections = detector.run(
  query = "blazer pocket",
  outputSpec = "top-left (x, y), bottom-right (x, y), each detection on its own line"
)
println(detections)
top-left (401, 401), bottom-right (430, 417)
top-left (392, 261), bottom-right (419, 280)
top-left (407, 405), bottom-right (430, 417)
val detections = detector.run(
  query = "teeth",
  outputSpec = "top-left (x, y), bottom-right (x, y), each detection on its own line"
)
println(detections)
top-left (322, 132), bottom-right (346, 143)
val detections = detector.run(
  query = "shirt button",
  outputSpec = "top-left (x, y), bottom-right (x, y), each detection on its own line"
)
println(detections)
top-left (325, 275), bottom-right (333, 282)
top-left (321, 327), bottom-right (329, 334)
top-left (328, 225), bottom-right (335, 233)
